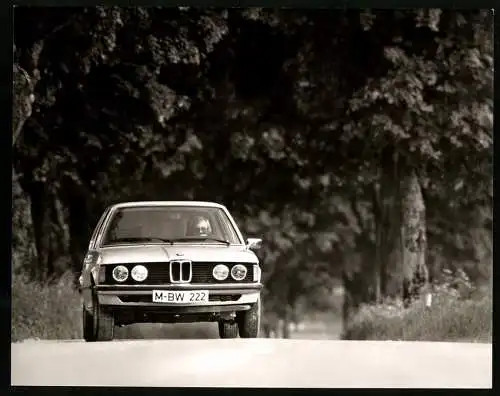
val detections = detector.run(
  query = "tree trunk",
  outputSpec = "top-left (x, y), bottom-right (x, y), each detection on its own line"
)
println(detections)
top-left (350, 199), bottom-right (381, 304)
top-left (67, 192), bottom-right (92, 273)
top-left (12, 64), bottom-right (35, 146)
top-left (341, 262), bottom-right (372, 337)
top-left (13, 40), bottom-right (44, 145)
top-left (374, 149), bottom-right (409, 301)
top-left (29, 183), bottom-right (51, 281)
top-left (282, 315), bottom-right (291, 339)
top-left (341, 269), bottom-right (355, 337)
top-left (49, 192), bottom-right (72, 276)
top-left (400, 168), bottom-right (428, 307)
top-left (375, 150), bottom-right (429, 305)
top-left (12, 169), bottom-right (38, 275)
top-left (342, 149), bottom-right (430, 333)
top-left (12, 46), bottom-right (43, 276)
top-left (372, 184), bottom-right (383, 303)
top-left (12, 64), bottom-right (38, 275)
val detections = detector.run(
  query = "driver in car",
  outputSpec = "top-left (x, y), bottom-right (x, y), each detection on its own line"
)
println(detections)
top-left (186, 215), bottom-right (213, 238)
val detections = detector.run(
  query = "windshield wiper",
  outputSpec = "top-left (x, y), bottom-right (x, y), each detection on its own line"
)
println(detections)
top-left (107, 237), bottom-right (175, 244)
top-left (170, 237), bottom-right (231, 246)
top-left (107, 237), bottom-right (231, 246)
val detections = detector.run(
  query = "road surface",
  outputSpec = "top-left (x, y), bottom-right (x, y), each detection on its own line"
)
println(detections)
top-left (11, 339), bottom-right (491, 388)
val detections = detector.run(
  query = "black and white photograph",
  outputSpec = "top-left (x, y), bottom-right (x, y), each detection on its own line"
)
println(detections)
top-left (11, 6), bottom-right (492, 388)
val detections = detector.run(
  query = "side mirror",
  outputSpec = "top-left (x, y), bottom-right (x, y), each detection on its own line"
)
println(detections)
top-left (246, 238), bottom-right (262, 250)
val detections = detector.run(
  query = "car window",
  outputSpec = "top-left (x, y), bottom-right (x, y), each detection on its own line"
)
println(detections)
top-left (214, 209), bottom-right (240, 243)
top-left (89, 206), bottom-right (112, 249)
top-left (101, 206), bottom-right (242, 246)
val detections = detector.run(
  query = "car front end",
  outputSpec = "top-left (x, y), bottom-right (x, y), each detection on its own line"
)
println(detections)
top-left (92, 258), bottom-right (262, 325)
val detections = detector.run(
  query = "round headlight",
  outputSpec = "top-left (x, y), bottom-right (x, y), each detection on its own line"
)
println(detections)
top-left (112, 265), bottom-right (129, 282)
top-left (212, 264), bottom-right (229, 281)
top-left (131, 265), bottom-right (148, 282)
top-left (231, 264), bottom-right (248, 281)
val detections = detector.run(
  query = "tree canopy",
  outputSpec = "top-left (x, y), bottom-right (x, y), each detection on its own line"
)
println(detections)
top-left (13, 7), bottom-right (493, 328)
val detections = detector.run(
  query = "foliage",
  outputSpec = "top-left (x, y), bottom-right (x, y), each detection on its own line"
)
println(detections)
top-left (12, 64), bottom-right (35, 143)
top-left (342, 268), bottom-right (492, 342)
top-left (12, 170), bottom-right (37, 273)
top-left (12, 8), bottom-right (493, 332)
top-left (12, 271), bottom-right (82, 342)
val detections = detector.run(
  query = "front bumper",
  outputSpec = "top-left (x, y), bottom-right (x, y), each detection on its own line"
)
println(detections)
top-left (90, 283), bottom-right (262, 313)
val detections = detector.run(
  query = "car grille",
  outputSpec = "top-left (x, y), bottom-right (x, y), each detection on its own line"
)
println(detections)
top-left (104, 262), bottom-right (255, 285)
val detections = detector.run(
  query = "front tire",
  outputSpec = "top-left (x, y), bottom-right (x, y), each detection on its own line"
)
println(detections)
top-left (82, 305), bottom-right (96, 342)
top-left (237, 298), bottom-right (261, 338)
top-left (95, 307), bottom-right (115, 341)
top-left (218, 320), bottom-right (239, 338)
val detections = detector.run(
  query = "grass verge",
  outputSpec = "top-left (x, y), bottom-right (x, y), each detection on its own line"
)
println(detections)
top-left (12, 271), bottom-right (82, 342)
top-left (342, 287), bottom-right (492, 342)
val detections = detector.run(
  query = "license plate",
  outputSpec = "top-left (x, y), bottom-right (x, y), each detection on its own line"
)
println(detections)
top-left (152, 290), bottom-right (209, 303)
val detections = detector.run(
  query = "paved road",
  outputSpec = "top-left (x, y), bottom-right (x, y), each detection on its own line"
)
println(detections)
top-left (11, 339), bottom-right (491, 388)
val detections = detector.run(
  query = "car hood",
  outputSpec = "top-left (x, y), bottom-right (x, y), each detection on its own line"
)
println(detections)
top-left (97, 244), bottom-right (258, 265)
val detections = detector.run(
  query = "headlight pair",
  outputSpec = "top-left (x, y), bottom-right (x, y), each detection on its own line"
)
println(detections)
top-left (112, 265), bottom-right (148, 282)
top-left (212, 264), bottom-right (247, 281)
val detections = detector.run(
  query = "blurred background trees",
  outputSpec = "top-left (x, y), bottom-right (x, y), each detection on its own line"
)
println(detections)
top-left (13, 7), bottom-right (493, 336)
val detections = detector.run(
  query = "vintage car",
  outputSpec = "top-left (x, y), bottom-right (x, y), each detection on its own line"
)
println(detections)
top-left (78, 201), bottom-right (263, 341)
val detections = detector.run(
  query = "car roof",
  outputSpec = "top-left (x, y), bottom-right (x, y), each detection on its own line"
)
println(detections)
top-left (109, 201), bottom-right (227, 210)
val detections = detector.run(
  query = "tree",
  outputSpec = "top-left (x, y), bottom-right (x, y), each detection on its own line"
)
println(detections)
top-left (12, 8), bottom-right (492, 338)
top-left (13, 6), bottom-right (230, 277)
top-left (12, 60), bottom-right (37, 274)
top-left (250, 9), bottom-right (493, 314)
top-left (345, 9), bottom-right (492, 305)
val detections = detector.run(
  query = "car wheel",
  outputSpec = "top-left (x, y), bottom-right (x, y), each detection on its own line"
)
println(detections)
top-left (218, 320), bottom-right (239, 339)
top-left (95, 305), bottom-right (115, 341)
top-left (237, 298), bottom-right (261, 338)
top-left (82, 304), bottom-right (96, 342)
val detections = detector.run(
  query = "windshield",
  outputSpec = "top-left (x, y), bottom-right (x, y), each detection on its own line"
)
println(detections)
top-left (101, 206), bottom-right (242, 246)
